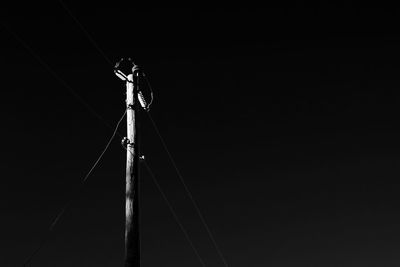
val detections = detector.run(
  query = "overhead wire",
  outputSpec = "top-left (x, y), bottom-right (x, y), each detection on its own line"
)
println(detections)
top-left (123, 140), bottom-right (207, 266)
top-left (145, 110), bottom-right (230, 267)
top-left (22, 109), bottom-right (127, 267)
top-left (0, 23), bottom-right (114, 133)
top-left (122, 120), bottom-right (206, 266)
top-left (141, 72), bottom-right (229, 267)
top-left (4, 14), bottom-right (204, 267)
top-left (58, 0), bottom-right (113, 66)
top-left (46, 2), bottom-right (229, 266)
top-left (142, 160), bottom-right (207, 267)
top-left (1, 20), bottom-right (128, 266)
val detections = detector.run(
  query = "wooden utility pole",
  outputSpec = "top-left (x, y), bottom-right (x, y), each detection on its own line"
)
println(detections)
top-left (124, 65), bottom-right (140, 267)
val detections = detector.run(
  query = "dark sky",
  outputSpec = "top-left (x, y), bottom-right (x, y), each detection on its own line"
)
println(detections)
top-left (3, 3), bottom-right (400, 267)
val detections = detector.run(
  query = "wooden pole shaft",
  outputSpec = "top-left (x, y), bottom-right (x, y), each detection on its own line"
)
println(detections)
top-left (125, 72), bottom-right (140, 267)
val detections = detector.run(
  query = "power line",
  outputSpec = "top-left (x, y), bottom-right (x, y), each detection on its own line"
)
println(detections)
top-left (123, 145), bottom-right (206, 266)
top-left (50, 4), bottom-right (229, 266)
top-left (1, 23), bottom-right (115, 133)
top-left (57, 0), bottom-right (113, 66)
top-left (145, 111), bottom-right (229, 267)
top-left (4, 12), bottom-right (207, 265)
top-left (142, 161), bottom-right (207, 267)
top-left (22, 109), bottom-right (127, 267)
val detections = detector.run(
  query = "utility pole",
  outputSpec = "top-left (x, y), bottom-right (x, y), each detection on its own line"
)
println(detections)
top-left (124, 64), bottom-right (140, 267)
top-left (115, 59), bottom-right (149, 267)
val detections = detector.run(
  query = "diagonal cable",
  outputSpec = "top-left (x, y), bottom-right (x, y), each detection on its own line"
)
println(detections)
top-left (46, 4), bottom-right (228, 265)
top-left (146, 111), bottom-right (229, 267)
top-left (142, 160), bottom-right (207, 267)
top-left (22, 109), bottom-right (126, 267)
top-left (1, 23), bottom-right (115, 132)
top-left (123, 145), bottom-right (206, 266)
top-left (57, 0), bottom-right (113, 66)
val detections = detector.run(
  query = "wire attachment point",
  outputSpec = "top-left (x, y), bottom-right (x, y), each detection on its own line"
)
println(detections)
top-left (121, 137), bottom-right (129, 148)
top-left (114, 59), bottom-right (153, 112)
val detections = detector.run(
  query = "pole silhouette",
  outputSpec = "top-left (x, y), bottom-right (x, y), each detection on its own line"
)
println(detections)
top-left (124, 64), bottom-right (140, 267)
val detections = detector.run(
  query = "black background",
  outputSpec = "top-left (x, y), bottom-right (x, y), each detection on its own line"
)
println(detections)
top-left (3, 3), bottom-right (400, 267)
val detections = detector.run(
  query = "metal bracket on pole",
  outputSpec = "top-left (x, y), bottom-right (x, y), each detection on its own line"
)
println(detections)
top-left (121, 137), bottom-right (135, 149)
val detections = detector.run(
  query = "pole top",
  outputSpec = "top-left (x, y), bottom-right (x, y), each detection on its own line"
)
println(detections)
top-left (114, 58), bottom-right (140, 80)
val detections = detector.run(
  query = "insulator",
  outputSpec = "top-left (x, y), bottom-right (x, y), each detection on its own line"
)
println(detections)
top-left (114, 69), bottom-right (127, 81)
top-left (138, 91), bottom-right (147, 109)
